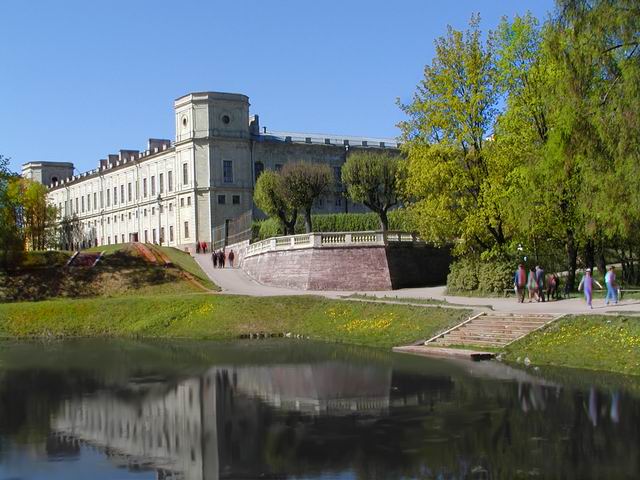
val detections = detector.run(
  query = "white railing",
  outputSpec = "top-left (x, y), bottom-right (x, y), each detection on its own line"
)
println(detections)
top-left (244, 231), bottom-right (421, 258)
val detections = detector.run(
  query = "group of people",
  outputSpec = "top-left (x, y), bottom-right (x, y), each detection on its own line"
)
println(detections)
top-left (513, 265), bottom-right (558, 303)
top-left (577, 266), bottom-right (619, 308)
top-left (195, 241), bottom-right (209, 254)
top-left (513, 263), bottom-right (620, 308)
top-left (212, 249), bottom-right (235, 269)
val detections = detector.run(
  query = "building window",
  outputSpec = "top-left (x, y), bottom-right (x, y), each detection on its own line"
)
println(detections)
top-left (93, 192), bottom-right (97, 210)
top-left (114, 215), bottom-right (117, 223)
top-left (135, 180), bottom-right (139, 199)
top-left (275, 163), bottom-right (283, 172)
top-left (107, 217), bottom-right (110, 225)
top-left (143, 178), bottom-right (147, 197)
top-left (254, 161), bottom-right (264, 180)
top-left (187, 196), bottom-right (191, 206)
top-left (87, 194), bottom-right (90, 211)
top-left (81, 196), bottom-right (85, 213)
top-left (106, 189), bottom-right (110, 207)
top-left (152, 207), bottom-right (155, 216)
top-left (128, 182), bottom-right (132, 202)
top-left (75, 197), bottom-right (79, 212)
top-left (108, 236), bottom-right (111, 245)
top-left (217, 195), bottom-right (226, 205)
top-left (183, 163), bottom-right (188, 184)
top-left (169, 225), bottom-right (174, 242)
top-left (168, 171), bottom-right (173, 191)
top-left (169, 203), bottom-right (173, 212)
top-left (180, 198), bottom-right (185, 207)
top-left (114, 236), bottom-right (118, 245)
top-left (232, 195), bottom-right (240, 205)
top-left (159, 173), bottom-right (164, 194)
top-left (223, 160), bottom-right (233, 183)
top-left (120, 185), bottom-right (124, 203)
top-left (151, 176), bottom-right (156, 196)
top-left (121, 214), bottom-right (124, 221)
top-left (160, 227), bottom-right (165, 243)
top-left (121, 234), bottom-right (124, 243)
top-left (184, 221), bottom-right (189, 238)
top-left (152, 229), bottom-right (156, 243)
top-left (144, 230), bottom-right (148, 243)
top-left (113, 187), bottom-right (117, 205)
top-left (144, 208), bottom-right (147, 217)
top-left (128, 212), bottom-right (132, 220)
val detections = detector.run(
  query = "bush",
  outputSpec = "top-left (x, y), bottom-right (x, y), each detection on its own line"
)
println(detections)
top-left (447, 257), bottom-right (513, 294)
top-left (253, 211), bottom-right (414, 240)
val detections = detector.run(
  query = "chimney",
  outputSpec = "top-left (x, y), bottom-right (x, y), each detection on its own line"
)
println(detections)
top-left (99, 159), bottom-right (108, 168)
top-left (148, 138), bottom-right (171, 151)
top-left (119, 149), bottom-right (139, 162)
top-left (249, 115), bottom-right (260, 135)
top-left (108, 154), bottom-right (119, 165)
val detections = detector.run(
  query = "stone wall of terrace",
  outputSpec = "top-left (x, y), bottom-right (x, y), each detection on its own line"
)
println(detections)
top-left (241, 231), bottom-right (451, 291)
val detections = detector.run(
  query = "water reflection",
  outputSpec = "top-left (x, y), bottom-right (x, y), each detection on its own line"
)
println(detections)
top-left (0, 340), bottom-right (638, 479)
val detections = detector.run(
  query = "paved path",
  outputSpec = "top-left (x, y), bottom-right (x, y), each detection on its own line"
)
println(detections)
top-left (192, 254), bottom-right (640, 315)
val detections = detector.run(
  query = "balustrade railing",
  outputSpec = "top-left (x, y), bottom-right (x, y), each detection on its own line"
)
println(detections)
top-left (244, 231), bottom-right (420, 258)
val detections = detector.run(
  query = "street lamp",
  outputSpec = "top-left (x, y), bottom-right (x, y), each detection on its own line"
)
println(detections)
top-left (157, 194), bottom-right (162, 245)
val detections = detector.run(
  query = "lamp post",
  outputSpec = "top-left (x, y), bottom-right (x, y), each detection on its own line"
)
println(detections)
top-left (157, 194), bottom-right (162, 245)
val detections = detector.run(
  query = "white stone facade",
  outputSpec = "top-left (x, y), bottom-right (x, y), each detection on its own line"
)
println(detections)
top-left (23, 91), bottom-right (399, 250)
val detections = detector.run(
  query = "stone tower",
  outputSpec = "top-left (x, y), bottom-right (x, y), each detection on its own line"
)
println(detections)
top-left (22, 161), bottom-right (74, 186)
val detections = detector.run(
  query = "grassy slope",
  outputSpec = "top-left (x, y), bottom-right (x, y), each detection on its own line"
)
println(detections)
top-left (1, 245), bottom-right (216, 301)
top-left (0, 294), bottom-right (469, 349)
top-left (156, 246), bottom-right (216, 290)
top-left (505, 315), bottom-right (640, 376)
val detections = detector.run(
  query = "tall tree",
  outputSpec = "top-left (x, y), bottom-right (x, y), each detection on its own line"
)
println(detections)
top-left (399, 15), bottom-right (511, 255)
top-left (341, 151), bottom-right (405, 231)
top-left (281, 162), bottom-right (332, 233)
top-left (254, 170), bottom-right (297, 235)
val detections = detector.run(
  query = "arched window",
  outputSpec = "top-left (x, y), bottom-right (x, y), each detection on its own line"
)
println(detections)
top-left (51, 176), bottom-right (58, 184)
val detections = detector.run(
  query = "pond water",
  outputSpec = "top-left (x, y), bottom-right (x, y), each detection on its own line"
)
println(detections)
top-left (0, 339), bottom-right (638, 480)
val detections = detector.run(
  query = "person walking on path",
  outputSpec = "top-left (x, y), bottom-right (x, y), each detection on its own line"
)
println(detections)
top-left (578, 268), bottom-right (603, 309)
top-left (220, 250), bottom-right (226, 269)
top-left (228, 249), bottom-right (235, 268)
top-left (514, 264), bottom-right (527, 303)
top-left (196, 242), bottom-right (200, 254)
top-left (535, 266), bottom-right (545, 302)
top-left (605, 266), bottom-right (618, 305)
top-left (527, 267), bottom-right (538, 302)
top-left (212, 251), bottom-right (217, 268)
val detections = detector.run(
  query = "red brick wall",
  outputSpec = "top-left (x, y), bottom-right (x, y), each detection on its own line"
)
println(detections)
top-left (241, 244), bottom-right (451, 291)
top-left (242, 246), bottom-right (392, 290)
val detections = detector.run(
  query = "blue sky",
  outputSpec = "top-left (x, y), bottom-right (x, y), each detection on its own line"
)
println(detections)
top-left (1, 0), bottom-right (555, 174)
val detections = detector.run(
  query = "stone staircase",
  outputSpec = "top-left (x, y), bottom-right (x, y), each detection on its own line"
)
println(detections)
top-left (425, 312), bottom-right (559, 349)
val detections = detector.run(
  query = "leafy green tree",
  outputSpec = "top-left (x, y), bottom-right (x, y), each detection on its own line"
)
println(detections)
top-left (399, 15), bottom-right (513, 255)
top-left (254, 170), bottom-right (297, 235)
top-left (281, 162), bottom-right (332, 233)
top-left (341, 151), bottom-right (405, 231)
top-left (0, 155), bottom-right (24, 268)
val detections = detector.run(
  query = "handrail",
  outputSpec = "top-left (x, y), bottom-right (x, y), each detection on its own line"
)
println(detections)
top-left (245, 230), bottom-right (421, 258)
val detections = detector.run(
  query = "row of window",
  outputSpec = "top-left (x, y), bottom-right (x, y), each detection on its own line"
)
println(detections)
top-left (99, 221), bottom-right (190, 246)
top-left (217, 194), bottom-right (241, 205)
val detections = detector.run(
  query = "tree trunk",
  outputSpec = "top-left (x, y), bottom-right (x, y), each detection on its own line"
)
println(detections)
top-left (566, 230), bottom-right (578, 291)
top-left (378, 210), bottom-right (389, 232)
top-left (584, 239), bottom-right (595, 272)
top-left (304, 207), bottom-right (313, 233)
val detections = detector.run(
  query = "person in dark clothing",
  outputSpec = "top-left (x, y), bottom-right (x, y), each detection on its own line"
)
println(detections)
top-left (514, 264), bottom-right (527, 303)
top-left (196, 242), bottom-right (200, 254)
top-left (212, 251), bottom-right (217, 268)
top-left (220, 250), bottom-right (226, 268)
top-left (228, 249), bottom-right (235, 268)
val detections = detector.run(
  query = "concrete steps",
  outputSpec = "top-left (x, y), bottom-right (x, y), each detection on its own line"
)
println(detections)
top-left (425, 312), bottom-right (559, 349)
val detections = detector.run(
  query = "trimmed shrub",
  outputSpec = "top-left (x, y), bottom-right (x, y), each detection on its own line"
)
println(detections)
top-left (447, 257), bottom-right (513, 294)
top-left (253, 210), bottom-right (413, 240)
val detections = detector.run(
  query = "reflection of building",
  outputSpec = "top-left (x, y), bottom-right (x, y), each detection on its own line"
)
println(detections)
top-left (51, 362), bottom-right (392, 479)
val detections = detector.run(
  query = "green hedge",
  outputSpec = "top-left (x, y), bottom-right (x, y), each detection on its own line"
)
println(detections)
top-left (447, 257), bottom-right (514, 295)
top-left (253, 211), bottom-right (414, 240)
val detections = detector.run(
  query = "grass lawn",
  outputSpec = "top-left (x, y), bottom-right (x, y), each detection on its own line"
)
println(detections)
top-left (504, 314), bottom-right (640, 376)
top-left (0, 295), bottom-right (470, 349)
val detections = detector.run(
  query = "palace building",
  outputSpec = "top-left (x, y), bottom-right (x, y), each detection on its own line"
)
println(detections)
top-left (22, 91), bottom-right (399, 250)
